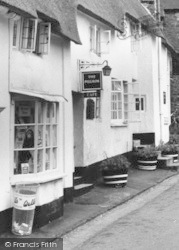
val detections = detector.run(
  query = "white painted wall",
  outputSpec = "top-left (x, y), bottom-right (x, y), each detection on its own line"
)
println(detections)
top-left (0, 15), bottom-right (74, 211)
top-left (71, 11), bottom-right (171, 167)
top-left (0, 15), bottom-right (12, 211)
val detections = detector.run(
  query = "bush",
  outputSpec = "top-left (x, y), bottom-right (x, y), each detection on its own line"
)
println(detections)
top-left (101, 155), bottom-right (131, 174)
top-left (135, 146), bottom-right (158, 161)
top-left (161, 143), bottom-right (178, 155)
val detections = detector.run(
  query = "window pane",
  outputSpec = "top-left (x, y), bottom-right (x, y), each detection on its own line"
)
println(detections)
top-left (123, 83), bottom-right (128, 94)
top-left (46, 103), bottom-right (51, 123)
top-left (52, 103), bottom-right (57, 123)
top-left (141, 98), bottom-right (144, 110)
top-left (38, 125), bottom-right (43, 148)
top-left (15, 101), bottom-right (35, 124)
top-left (52, 125), bottom-right (57, 146)
top-left (45, 125), bottom-right (50, 146)
top-left (135, 98), bottom-right (140, 111)
top-left (118, 111), bottom-right (122, 119)
top-left (14, 150), bottom-right (34, 175)
top-left (37, 150), bottom-right (43, 173)
top-left (15, 126), bottom-right (34, 149)
top-left (114, 81), bottom-right (121, 91)
top-left (27, 20), bottom-right (35, 50)
top-left (45, 149), bottom-right (50, 170)
top-left (13, 21), bottom-right (18, 47)
top-left (52, 148), bottom-right (57, 169)
top-left (38, 102), bottom-right (43, 123)
top-left (124, 112), bottom-right (128, 120)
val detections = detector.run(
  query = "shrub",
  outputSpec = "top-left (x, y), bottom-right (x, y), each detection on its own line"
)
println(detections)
top-left (135, 146), bottom-right (158, 161)
top-left (101, 155), bottom-right (131, 174)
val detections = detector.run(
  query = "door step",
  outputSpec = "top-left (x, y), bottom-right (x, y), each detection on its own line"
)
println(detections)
top-left (74, 183), bottom-right (94, 197)
top-left (74, 176), bottom-right (84, 186)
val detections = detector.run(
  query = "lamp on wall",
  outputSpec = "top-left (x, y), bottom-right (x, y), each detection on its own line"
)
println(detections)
top-left (0, 107), bottom-right (5, 113)
top-left (79, 60), bottom-right (112, 76)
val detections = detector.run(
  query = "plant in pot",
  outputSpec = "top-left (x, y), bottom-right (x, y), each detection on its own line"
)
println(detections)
top-left (161, 143), bottom-right (179, 163)
top-left (101, 155), bottom-right (131, 187)
top-left (136, 146), bottom-right (158, 171)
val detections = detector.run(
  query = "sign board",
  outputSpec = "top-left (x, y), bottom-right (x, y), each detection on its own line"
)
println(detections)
top-left (84, 91), bottom-right (100, 98)
top-left (82, 72), bottom-right (102, 91)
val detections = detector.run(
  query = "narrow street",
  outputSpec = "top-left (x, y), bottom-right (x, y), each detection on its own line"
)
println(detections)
top-left (64, 180), bottom-right (179, 250)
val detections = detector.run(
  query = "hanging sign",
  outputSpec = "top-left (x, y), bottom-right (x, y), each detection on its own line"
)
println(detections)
top-left (82, 72), bottom-right (102, 91)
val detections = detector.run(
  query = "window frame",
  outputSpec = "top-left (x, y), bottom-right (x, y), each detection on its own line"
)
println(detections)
top-left (10, 95), bottom-right (63, 184)
top-left (20, 18), bottom-right (38, 52)
top-left (90, 25), bottom-right (111, 56)
top-left (36, 22), bottom-right (51, 55)
top-left (12, 17), bottom-right (21, 49)
top-left (111, 79), bottom-right (128, 126)
top-left (134, 95), bottom-right (146, 112)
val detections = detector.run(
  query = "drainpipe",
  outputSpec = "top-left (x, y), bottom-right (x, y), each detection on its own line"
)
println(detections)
top-left (156, 0), bottom-right (163, 141)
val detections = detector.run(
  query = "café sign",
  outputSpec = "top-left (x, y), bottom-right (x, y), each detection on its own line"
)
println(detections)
top-left (82, 72), bottom-right (102, 91)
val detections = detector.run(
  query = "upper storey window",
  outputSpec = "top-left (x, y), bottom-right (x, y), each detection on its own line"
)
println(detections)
top-left (12, 18), bottom-right (51, 55)
top-left (90, 25), bottom-right (111, 56)
top-left (21, 18), bottom-right (37, 52)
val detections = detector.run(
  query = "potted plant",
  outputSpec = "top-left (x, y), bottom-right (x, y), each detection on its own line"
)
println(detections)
top-left (101, 155), bottom-right (131, 187)
top-left (135, 146), bottom-right (158, 170)
top-left (161, 143), bottom-right (179, 162)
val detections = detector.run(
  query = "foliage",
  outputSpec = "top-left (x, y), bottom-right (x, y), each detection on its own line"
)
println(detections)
top-left (101, 155), bottom-right (131, 174)
top-left (135, 146), bottom-right (158, 161)
top-left (161, 143), bottom-right (178, 155)
top-left (155, 140), bottom-right (165, 152)
top-left (169, 135), bottom-right (179, 145)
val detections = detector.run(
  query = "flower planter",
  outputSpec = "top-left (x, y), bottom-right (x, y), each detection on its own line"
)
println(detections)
top-left (102, 170), bottom-right (128, 187)
top-left (137, 159), bottom-right (157, 171)
top-left (162, 154), bottom-right (178, 163)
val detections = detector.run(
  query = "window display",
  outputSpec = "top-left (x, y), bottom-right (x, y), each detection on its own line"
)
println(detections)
top-left (13, 99), bottom-right (58, 175)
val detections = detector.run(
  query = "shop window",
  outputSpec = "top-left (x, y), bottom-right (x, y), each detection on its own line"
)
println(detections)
top-left (86, 99), bottom-right (95, 119)
top-left (111, 80), bottom-right (128, 125)
top-left (36, 22), bottom-right (51, 54)
top-left (135, 96), bottom-right (146, 111)
top-left (13, 99), bottom-right (58, 175)
top-left (21, 18), bottom-right (37, 52)
top-left (90, 25), bottom-right (111, 56)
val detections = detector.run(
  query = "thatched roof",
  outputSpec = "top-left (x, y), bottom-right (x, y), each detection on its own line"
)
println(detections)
top-left (161, 0), bottom-right (179, 11)
top-left (77, 0), bottom-right (155, 32)
top-left (160, 0), bottom-right (179, 53)
top-left (0, 0), bottom-right (81, 44)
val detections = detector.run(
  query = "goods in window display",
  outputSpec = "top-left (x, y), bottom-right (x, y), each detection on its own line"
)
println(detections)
top-left (18, 129), bottom-right (34, 174)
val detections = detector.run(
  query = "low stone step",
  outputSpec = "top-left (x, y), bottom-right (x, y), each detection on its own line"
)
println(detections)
top-left (74, 176), bottom-right (84, 186)
top-left (74, 183), bottom-right (94, 197)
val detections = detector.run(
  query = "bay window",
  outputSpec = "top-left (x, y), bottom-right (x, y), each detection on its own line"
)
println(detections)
top-left (13, 98), bottom-right (59, 175)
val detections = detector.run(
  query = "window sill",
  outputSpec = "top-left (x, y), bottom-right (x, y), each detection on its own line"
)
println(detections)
top-left (10, 170), bottom-right (66, 186)
top-left (110, 121), bottom-right (128, 127)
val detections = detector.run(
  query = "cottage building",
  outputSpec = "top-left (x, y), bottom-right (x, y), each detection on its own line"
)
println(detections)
top-left (0, 0), bottom-right (176, 235)
top-left (0, 0), bottom-right (80, 234)
top-left (71, 0), bottom-right (172, 185)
